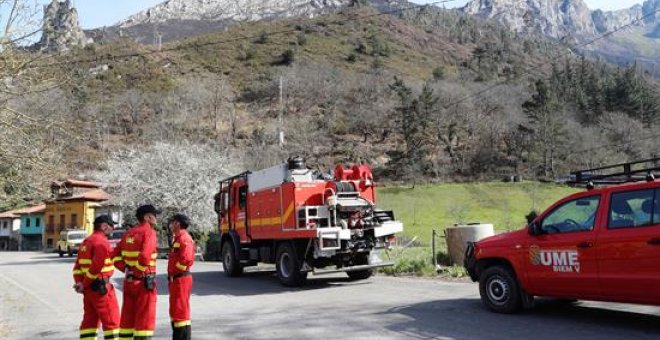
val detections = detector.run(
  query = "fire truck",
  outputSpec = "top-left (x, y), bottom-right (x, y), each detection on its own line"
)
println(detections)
top-left (465, 158), bottom-right (660, 313)
top-left (214, 157), bottom-right (403, 286)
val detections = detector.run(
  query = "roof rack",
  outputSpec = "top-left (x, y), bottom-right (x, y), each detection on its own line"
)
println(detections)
top-left (567, 157), bottom-right (660, 186)
top-left (219, 171), bottom-right (251, 184)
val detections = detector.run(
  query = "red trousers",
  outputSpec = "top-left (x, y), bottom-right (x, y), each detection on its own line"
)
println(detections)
top-left (119, 279), bottom-right (157, 339)
top-left (169, 275), bottom-right (192, 327)
top-left (80, 284), bottom-right (120, 340)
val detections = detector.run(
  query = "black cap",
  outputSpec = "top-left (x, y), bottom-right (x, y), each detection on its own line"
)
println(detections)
top-left (170, 213), bottom-right (191, 229)
top-left (94, 215), bottom-right (117, 228)
top-left (136, 204), bottom-right (161, 220)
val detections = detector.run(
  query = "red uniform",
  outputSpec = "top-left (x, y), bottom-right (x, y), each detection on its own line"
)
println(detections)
top-left (73, 230), bottom-right (120, 340)
top-left (112, 222), bottom-right (158, 340)
top-left (168, 229), bottom-right (195, 340)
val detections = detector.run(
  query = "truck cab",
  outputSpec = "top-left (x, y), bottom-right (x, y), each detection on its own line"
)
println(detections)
top-left (465, 159), bottom-right (660, 313)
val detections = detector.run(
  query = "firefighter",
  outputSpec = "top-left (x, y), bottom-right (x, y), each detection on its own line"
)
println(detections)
top-left (72, 215), bottom-right (120, 340)
top-left (167, 213), bottom-right (195, 340)
top-left (112, 205), bottom-right (160, 340)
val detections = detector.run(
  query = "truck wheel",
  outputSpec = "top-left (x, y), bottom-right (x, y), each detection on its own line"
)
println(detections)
top-left (67, 248), bottom-right (73, 257)
top-left (347, 270), bottom-right (373, 281)
top-left (479, 265), bottom-right (523, 314)
top-left (222, 241), bottom-right (243, 277)
top-left (58, 247), bottom-right (64, 258)
top-left (276, 242), bottom-right (307, 287)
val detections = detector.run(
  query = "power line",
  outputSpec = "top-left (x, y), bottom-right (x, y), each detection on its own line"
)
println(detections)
top-left (30, 0), bottom-right (459, 69)
top-left (441, 6), bottom-right (660, 110)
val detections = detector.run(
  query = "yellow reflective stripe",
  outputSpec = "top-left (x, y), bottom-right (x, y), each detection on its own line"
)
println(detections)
top-left (85, 271), bottom-right (98, 280)
top-left (78, 259), bottom-right (92, 265)
top-left (103, 329), bottom-right (120, 336)
top-left (118, 328), bottom-right (134, 334)
top-left (101, 265), bottom-right (115, 272)
top-left (112, 256), bottom-right (123, 263)
top-left (173, 320), bottom-right (191, 327)
top-left (121, 251), bottom-right (140, 257)
top-left (149, 261), bottom-right (157, 266)
top-left (173, 242), bottom-right (180, 248)
top-left (124, 260), bottom-right (138, 266)
top-left (80, 336), bottom-right (97, 340)
top-left (175, 262), bottom-right (187, 271)
top-left (73, 269), bottom-right (84, 275)
top-left (151, 253), bottom-right (158, 259)
top-left (134, 330), bottom-right (154, 336)
top-left (134, 262), bottom-right (147, 271)
top-left (80, 328), bottom-right (98, 335)
top-left (104, 258), bottom-right (113, 265)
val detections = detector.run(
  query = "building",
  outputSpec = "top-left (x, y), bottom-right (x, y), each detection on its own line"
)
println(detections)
top-left (0, 211), bottom-right (21, 251)
top-left (43, 180), bottom-right (111, 250)
top-left (17, 204), bottom-right (46, 251)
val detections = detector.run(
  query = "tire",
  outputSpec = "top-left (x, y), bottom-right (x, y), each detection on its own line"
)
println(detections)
top-left (479, 265), bottom-right (523, 314)
top-left (58, 247), bottom-right (64, 258)
top-left (221, 240), bottom-right (243, 277)
top-left (276, 242), bottom-right (307, 287)
top-left (67, 247), bottom-right (73, 257)
top-left (347, 269), bottom-right (373, 281)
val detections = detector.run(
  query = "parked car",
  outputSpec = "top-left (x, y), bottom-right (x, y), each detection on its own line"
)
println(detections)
top-left (57, 229), bottom-right (87, 257)
top-left (465, 158), bottom-right (660, 313)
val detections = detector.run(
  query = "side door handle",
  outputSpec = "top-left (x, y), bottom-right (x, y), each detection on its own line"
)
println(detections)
top-left (577, 242), bottom-right (594, 249)
top-left (647, 238), bottom-right (660, 246)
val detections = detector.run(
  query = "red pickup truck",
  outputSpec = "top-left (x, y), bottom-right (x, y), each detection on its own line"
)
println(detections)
top-left (465, 159), bottom-right (660, 313)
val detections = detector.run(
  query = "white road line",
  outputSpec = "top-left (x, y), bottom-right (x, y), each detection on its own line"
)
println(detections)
top-left (0, 273), bottom-right (59, 313)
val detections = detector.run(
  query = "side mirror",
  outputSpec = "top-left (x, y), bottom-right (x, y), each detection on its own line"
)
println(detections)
top-left (529, 222), bottom-right (543, 236)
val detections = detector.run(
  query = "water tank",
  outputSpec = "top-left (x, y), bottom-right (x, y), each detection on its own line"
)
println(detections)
top-left (445, 223), bottom-right (495, 265)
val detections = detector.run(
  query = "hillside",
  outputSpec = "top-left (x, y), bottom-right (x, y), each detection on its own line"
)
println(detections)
top-left (3, 6), bottom-right (660, 212)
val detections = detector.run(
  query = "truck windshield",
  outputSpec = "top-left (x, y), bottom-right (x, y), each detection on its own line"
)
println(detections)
top-left (68, 233), bottom-right (85, 240)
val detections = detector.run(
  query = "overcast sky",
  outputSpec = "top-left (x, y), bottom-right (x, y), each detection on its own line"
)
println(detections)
top-left (33, 0), bottom-right (650, 29)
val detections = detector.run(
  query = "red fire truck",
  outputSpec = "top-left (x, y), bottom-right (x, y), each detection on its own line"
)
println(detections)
top-left (214, 158), bottom-right (403, 286)
top-left (465, 158), bottom-right (660, 313)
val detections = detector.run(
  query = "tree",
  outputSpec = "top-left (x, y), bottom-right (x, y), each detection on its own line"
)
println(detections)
top-left (96, 142), bottom-right (238, 231)
top-left (523, 80), bottom-right (567, 178)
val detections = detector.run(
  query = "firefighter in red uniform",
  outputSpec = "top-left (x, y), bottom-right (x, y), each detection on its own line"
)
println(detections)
top-left (73, 215), bottom-right (121, 340)
top-left (167, 214), bottom-right (195, 340)
top-left (112, 205), bottom-right (160, 340)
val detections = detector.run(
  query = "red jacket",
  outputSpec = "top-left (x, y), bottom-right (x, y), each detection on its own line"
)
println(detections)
top-left (168, 229), bottom-right (195, 276)
top-left (112, 222), bottom-right (158, 276)
top-left (73, 230), bottom-right (115, 287)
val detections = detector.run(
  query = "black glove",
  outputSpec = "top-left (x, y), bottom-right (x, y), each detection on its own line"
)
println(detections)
top-left (91, 279), bottom-right (108, 295)
top-left (144, 274), bottom-right (156, 291)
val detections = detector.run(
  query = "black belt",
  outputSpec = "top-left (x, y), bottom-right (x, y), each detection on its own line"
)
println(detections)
top-left (126, 274), bottom-right (144, 281)
top-left (169, 272), bottom-right (191, 281)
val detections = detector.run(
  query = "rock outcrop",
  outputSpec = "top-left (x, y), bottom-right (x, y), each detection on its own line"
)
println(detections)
top-left (36, 0), bottom-right (89, 53)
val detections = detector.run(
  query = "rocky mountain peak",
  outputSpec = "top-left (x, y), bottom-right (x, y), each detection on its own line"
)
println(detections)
top-left (36, 0), bottom-right (89, 52)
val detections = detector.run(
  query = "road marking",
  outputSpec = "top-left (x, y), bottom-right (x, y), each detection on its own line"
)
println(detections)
top-left (0, 273), bottom-right (59, 313)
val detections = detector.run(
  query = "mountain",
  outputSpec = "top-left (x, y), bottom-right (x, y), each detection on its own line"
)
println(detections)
top-left (90, 0), bottom-right (410, 44)
top-left (463, 0), bottom-right (659, 69)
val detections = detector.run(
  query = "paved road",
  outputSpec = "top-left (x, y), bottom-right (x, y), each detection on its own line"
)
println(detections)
top-left (1, 252), bottom-right (659, 339)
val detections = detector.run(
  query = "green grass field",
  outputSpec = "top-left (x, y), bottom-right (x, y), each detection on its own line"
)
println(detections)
top-left (377, 182), bottom-right (579, 246)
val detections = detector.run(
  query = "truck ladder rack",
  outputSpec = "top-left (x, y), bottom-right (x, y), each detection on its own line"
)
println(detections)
top-left (567, 157), bottom-right (660, 186)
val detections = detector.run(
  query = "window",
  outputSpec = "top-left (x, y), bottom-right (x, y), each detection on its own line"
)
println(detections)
top-left (25, 218), bottom-right (31, 228)
top-left (2, 222), bottom-right (6, 229)
top-left (608, 189), bottom-right (656, 229)
top-left (542, 196), bottom-right (600, 234)
top-left (59, 215), bottom-right (65, 229)
top-left (71, 214), bottom-right (78, 228)
top-left (35, 217), bottom-right (41, 227)
top-left (238, 186), bottom-right (248, 209)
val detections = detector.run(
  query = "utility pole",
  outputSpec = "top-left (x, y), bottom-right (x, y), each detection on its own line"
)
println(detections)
top-left (278, 76), bottom-right (285, 147)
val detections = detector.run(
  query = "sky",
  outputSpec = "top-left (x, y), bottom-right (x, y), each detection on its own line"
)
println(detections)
top-left (18, 0), bottom-right (649, 29)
